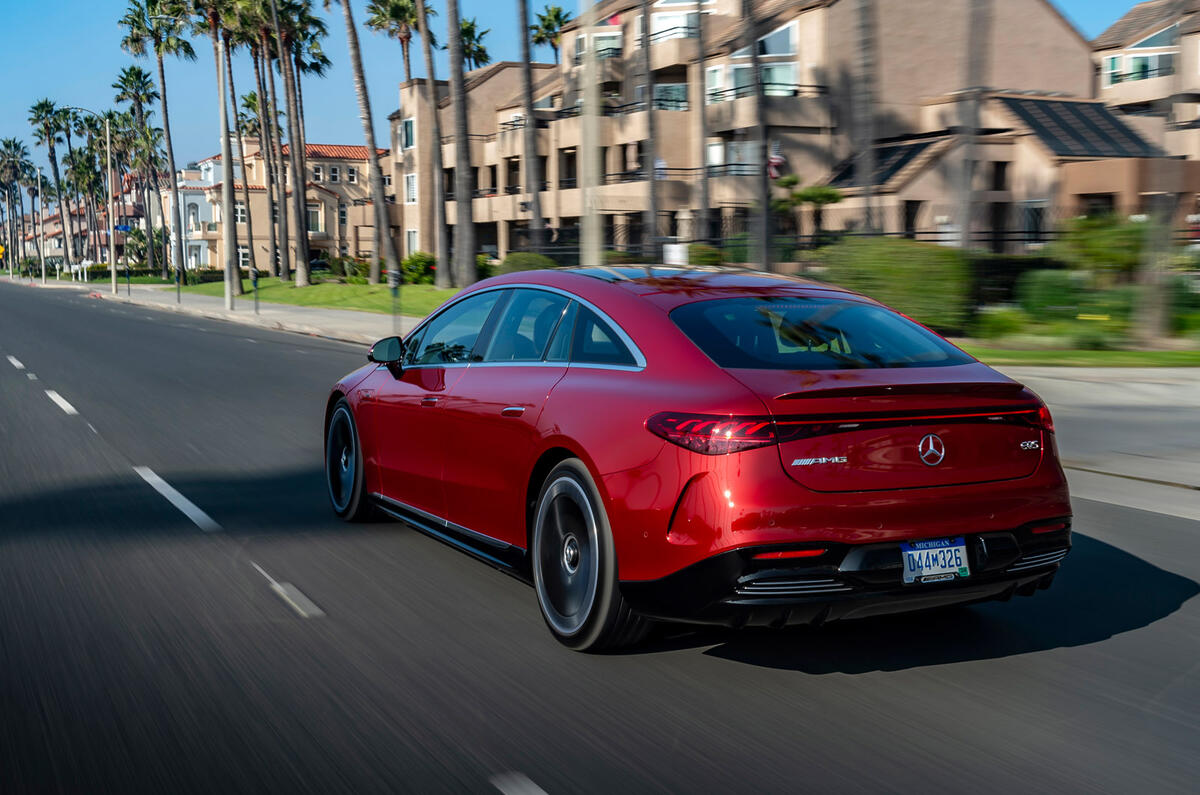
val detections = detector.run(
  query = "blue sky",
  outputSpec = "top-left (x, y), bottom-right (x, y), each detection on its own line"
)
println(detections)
top-left (0, 0), bottom-right (1138, 175)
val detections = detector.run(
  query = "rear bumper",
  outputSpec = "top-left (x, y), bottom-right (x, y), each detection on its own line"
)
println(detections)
top-left (620, 520), bottom-right (1070, 627)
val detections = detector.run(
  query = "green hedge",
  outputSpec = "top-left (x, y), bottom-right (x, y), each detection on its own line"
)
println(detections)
top-left (812, 238), bottom-right (970, 333)
top-left (1016, 269), bottom-right (1087, 320)
top-left (500, 251), bottom-right (556, 273)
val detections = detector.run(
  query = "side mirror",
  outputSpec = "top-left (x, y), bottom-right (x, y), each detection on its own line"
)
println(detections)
top-left (368, 336), bottom-right (405, 377)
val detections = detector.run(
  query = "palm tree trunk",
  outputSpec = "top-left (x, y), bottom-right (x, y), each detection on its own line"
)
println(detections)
top-left (416, 0), bottom-right (450, 288)
top-left (262, 29), bottom-right (290, 281)
top-left (253, 50), bottom-right (279, 278)
top-left (854, 0), bottom-right (877, 235)
top-left (156, 50), bottom-right (187, 284)
top-left (694, 0), bottom-right (710, 245)
top-left (270, 0), bottom-right (310, 285)
top-left (445, 0), bottom-right (475, 286)
top-left (226, 34), bottom-right (257, 286)
top-left (47, 143), bottom-right (76, 272)
top-left (212, 27), bottom-right (239, 308)
top-left (17, 184), bottom-right (27, 273)
top-left (518, 0), bottom-right (543, 253)
top-left (338, 0), bottom-right (398, 285)
top-left (640, 0), bottom-right (658, 261)
top-left (743, 0), bottom-right (771, 269)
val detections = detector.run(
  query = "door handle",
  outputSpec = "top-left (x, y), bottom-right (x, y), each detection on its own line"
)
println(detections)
top-left (501, 406), bottom-right (526, 417)
top-left (421, 396), bottom-right (440, 407)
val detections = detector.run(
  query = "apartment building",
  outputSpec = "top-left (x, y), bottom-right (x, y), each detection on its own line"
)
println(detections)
top-left (166, 139), bottom-right (396, 270)
top-left (388, 0), bottom-right (1161, 258)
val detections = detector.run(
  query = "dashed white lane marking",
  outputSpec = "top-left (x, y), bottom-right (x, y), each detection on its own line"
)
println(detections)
top-left (87, 422), bottom-right (98, 434)
top-left (249, 562), bottom-right (325, 618)
top-left (26, 372), bottom-right (37, 380)
top-left (44, 390), bottom-right (78, 415)
top-left (6, 355), bottom-right (24, 369)
top-left (132, 466), bottom-right (222, 532)
top-left (490, 772), bottom-right (548, 795)
top-left (244, 338), bottom-right (258, 343)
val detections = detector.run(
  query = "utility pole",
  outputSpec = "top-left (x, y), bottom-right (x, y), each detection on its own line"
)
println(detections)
top-left (694, 0), bottom-right (710, 246)
top-left (580, 0), bottom-right (602, 268)
top-left (957, 0), bottom-right (991, 250)
top-left (36, 167), bottom-right (46, 284)
top-left (743, 0), bottom-right (771, 269)
top-left (107, 117), bottom-right (116, 296)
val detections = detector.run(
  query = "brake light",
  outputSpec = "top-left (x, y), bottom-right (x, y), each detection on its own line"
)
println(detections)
top-left (647, 412), bottom-right (777, 455)
top-left (1036, 404), bottom-right (1055, 434)
top-left (753, 549), bottom-right (827, 560)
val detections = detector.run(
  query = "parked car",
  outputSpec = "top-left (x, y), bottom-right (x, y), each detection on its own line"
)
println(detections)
top-left (324, 267), bottom-right (1072, 651)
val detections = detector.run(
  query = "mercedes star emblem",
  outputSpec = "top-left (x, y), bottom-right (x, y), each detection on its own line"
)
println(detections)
top-left (918, 433), bottom-right (946, 466)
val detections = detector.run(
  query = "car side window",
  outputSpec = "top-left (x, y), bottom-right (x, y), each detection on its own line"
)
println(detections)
top-left (545, 302), bottom-right (578, 362)
top-left (411, 292), bottom-right (503, 365)
top-left (482, 289), bottom-right (570, 362)
top-left (571, 307), bottom-right (636, 366)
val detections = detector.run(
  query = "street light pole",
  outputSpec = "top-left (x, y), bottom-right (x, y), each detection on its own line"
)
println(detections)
top-left (37, 166), bottom-right (46, 284)
top-left (107, 116), bottom-right (116, 296)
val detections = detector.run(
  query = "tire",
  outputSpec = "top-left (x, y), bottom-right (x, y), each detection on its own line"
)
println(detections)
top-left (325, 398), bottom-right (372, 521)
top-left (531, 458), bottom-right (648, 651)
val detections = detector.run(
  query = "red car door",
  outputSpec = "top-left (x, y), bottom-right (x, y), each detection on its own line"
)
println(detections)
top-left (441, 289), bottom-right (572, 547)
top-left (374, 290), bottom-right (504, 520)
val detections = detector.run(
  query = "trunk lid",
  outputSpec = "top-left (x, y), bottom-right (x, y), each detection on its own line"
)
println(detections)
top-left (727, 364), bottom-right (1046, 492)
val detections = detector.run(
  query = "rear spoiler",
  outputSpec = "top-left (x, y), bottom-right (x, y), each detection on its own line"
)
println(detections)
top-left (775, 382), bottom-right (1027, 401)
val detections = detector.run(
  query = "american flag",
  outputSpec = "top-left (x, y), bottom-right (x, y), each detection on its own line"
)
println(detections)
top-left (767, 140), bottom-right (786, 179)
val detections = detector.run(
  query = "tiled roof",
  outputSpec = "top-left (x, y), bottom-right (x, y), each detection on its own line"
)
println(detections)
top-left (1092, 0), bottom-right (1192, 50)
top-left (828, 135), bottom-right (946, 189)
top-left (997, 96), bottom-right (1160, 158)
top-left (280, 143), bottom-right (388, 159)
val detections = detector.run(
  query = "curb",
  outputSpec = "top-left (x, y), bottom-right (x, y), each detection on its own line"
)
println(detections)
top-left (84, 288), bottom-right (407, 346)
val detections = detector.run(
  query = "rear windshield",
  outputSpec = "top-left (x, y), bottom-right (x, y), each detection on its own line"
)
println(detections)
top-left (670, 297), bottom-right (973, 370)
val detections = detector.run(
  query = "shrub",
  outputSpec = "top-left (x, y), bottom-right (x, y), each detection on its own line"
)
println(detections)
top-left (1071, 326), bottom-right (1115, 351)
top-left (346, 275), bottom-right (368, 285)
top-left (1017, 269), bottom-right (1084, 320)
top-left (500, 251), bottom-right (556, 273)
top-left (688, 244), bottom-right (723, 267)
top-left (1049, 215), bottom-right (1144, 278)
top-left (812, 237), bottom-right (970, 333)
top-left (971, 306), bottom-right (1029, 339)
top-left (401, 251), bottom-right (436, 285)
top-left (723, 233), bottom-right (793, 265)
top-left (476, 254), bottom-right (496, 281)
top-left (1168, 275), bottom-right (1200, 335)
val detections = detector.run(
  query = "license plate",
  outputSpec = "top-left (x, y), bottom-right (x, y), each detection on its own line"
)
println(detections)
top-left (900, 537), bottom-right (970, 584)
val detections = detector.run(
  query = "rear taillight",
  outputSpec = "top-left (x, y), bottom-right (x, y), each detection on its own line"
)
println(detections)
top-left (647, 412), bottom-right (777, 455)
top-left (1036, 404), bottom-right (1055, 434)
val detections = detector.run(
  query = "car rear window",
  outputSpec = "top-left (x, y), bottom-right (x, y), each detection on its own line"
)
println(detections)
top-left (670, 297), bottom-right (973, 370)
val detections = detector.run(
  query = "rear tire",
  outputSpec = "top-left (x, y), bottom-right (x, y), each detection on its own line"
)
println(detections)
top-left (325, 398), bottom-right (372, 521)
top-left (531, 458), bottom-right (648, 651)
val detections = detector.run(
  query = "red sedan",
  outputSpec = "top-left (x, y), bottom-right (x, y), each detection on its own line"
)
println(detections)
top-left (324, 267), bottom-right (1071, 651)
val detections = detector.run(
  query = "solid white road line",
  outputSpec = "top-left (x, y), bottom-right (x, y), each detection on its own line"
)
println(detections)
top-left (6, 355), bottom-right (24, 369)
top-left (249, 562), bottom-right (325, 618)
top-left (490, 772), bottom-right (548, 795)
top-left (132, 466), bottom-right (222, 532)
top-left (44, 390), bottom-right (78, 415)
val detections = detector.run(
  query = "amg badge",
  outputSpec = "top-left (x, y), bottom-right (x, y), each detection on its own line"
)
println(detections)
top-left (792, 456), bottom-right (848, 467)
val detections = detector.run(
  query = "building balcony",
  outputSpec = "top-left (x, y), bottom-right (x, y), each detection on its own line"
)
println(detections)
top-left (1101, 69), bottom-right (1176, 107)
top-left (706, 84), bottom-right (829, 132)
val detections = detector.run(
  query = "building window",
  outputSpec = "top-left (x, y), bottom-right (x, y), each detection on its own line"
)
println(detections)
top-left (650, 11), bottom-right (698, 42)
top-left (272, 204), bottom-right (278, 223)
top-left (1131, 24), bottom-right (1178, 49)
top-left (706, 66), bottom-right (724, 104)
top-left (347, 166), bottom-right (358, 184)
top-left (991, 162), bottom-right (1009, 192)
top-left (405, 229), bottom-right (418, 255)
top-left (1022, 200), bottom-right (1048, 246)
top-left (1128, 52), bottom-right (1174, 81)
top-left (237, 245), bottom-right (249, 267)
top-left (234, 200), bottom-right (247, 223)
top-left (187, 203), bottom-right (199, 230)
top-left (338, 202), bottom-right (347, 225)
top-left (306, 202), bottom-right (321, 232)
top-left (404, 173), bottom-right (417, 204)
top-left (383, 173), bottom-right (393, 187)
top-left (733, 21), bottom-right (795, 57)
top-left (761, 63), bottom-right (797, 96)
top-left (635, 82), bottom-right (689, 111)
top-left (329, 165), bottom-right (340, 183)
top-left (401, 117), bottom-right (416, 149)
top-left (313, 164), bottom-right (323, 181)
top-left (1103, 55), bottom-right (1122, 87)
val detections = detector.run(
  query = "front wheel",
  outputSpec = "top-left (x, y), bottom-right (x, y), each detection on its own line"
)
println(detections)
top-left (325, 398), bottom-right (372, 521)
top-left (531, 459), bottom-right (648, 651)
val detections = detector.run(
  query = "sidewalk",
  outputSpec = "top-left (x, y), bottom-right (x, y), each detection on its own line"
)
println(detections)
top-left (26, 277), bottom-right (420, 343)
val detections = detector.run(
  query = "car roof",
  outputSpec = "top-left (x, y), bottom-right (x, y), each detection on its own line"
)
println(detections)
top-left (480, 266), bottom-right (867, 313)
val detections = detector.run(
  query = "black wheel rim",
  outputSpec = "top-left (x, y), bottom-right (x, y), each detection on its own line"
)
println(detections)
top-left (326, 406), bottom-right (356, 513)
top-left (533, 475), bottom-right (599, 636)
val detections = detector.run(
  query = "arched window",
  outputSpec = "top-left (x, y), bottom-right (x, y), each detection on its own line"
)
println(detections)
top-left (187, 203), bottom-right (199, 231)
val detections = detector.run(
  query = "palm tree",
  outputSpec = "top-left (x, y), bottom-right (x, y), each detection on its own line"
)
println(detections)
top-left (290, 4), bottom-right (329, 154)
top-left (193, 0), bottom-right (243, 304)
top-left (445, 0), bottom-right (475, 285)
top-left (270, 0), bottom-right (312, 285)
top-left (456, 17), bottom-right (491, 71)
top-left (0, 139), bottom-right (34, 270)
top-left (120, 0), bottom-right (196, 281)
top-left (58, 108), bottom-right (91, 263)
top-left (113, 65), bottom-right (161, 278)
top-left (242, 0), bottom-right (289, 279)
top-left (531, 5), bottom-right (570, 65)
top-left (222, 12), bottom-right (260, 278)
top-left (326, 0), bottom-right (399, 285)
top-left (414, 0), bottom-right (449, 287)
top-left (365, 0), bottom-right (435, 85)
top-left (29, 100), bottom-right (75, 272)
top-left (517, 0), bottom-right (543, 252)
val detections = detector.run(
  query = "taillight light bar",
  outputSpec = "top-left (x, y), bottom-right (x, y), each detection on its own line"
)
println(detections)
top-left (646, 412), bottom-right (776, 455)
top-left (753, 549), bottom-right (827, 560)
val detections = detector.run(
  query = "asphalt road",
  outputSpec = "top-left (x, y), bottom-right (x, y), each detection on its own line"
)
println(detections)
top-left (1, 281), bottom-right (1197, 794)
